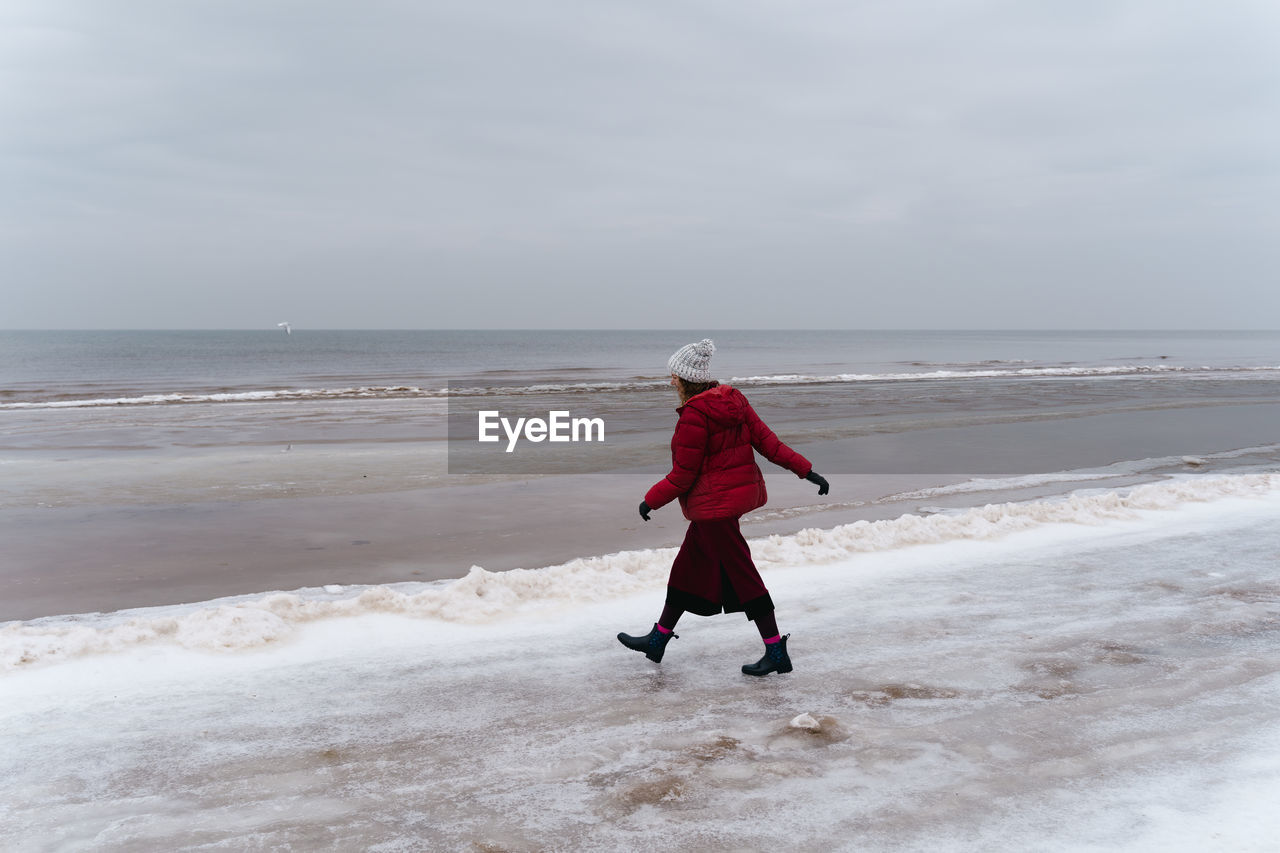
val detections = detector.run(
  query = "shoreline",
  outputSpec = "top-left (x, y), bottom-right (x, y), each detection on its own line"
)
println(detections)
top-left (5, 389), bottom-right (1279, 622)
top-left (4, 443), bottom-right (1280, 623)
top-left (4, 462), bottom-right (1278, 632)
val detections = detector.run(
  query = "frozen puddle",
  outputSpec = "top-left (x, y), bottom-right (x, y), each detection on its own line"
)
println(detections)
top-left (3, 487), bottom-right (1280, 851)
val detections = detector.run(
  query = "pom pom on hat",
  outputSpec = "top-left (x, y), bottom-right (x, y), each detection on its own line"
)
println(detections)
top-left (668, 339), bottom-right (716, 382)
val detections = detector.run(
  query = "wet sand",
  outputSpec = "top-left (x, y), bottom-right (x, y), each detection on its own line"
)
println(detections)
top-left (4, 402), bottom-right (1278, 622)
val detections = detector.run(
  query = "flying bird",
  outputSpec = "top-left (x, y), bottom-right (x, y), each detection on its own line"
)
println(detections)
top-left (277, 322), bottom-right (292, 335)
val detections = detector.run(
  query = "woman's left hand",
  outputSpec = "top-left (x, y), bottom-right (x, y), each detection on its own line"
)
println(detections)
top-left (805, 471), bottom-right (830, 495)
top-left (639, 501), bottom-right (652, 521)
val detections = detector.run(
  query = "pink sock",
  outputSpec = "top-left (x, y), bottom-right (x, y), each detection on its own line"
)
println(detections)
top-left (655, 623), bottom-right (672, 635)
top-left (763, 634), bottom-right (781, 644)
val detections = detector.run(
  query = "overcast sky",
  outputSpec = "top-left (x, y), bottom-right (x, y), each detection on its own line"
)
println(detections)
top-left (3, 1), bottom-right (1278, 329)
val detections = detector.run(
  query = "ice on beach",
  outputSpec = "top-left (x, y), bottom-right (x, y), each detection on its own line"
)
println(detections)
top-left (881, 444), bottom-right (1280, 502)
top-left (789, 712), bottom-right (821, 730)
top-left (3, 474), bottom-right (1280, 850)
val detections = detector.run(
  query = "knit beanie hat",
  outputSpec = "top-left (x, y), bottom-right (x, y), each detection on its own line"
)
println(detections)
top-left (667, 339), bottom-right (716, 382)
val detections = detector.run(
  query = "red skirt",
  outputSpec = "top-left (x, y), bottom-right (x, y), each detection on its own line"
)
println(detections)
top-left (665, 518), bottom-right (774, 620)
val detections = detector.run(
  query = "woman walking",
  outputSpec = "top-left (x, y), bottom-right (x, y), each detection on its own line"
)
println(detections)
top-left (618, 339), bottom-right (829, 676)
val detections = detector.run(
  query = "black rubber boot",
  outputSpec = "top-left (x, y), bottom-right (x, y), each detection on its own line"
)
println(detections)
top-left (742, 634), bottom-right (792, 676)
top-left (617, 624), bottom-right (678, 663)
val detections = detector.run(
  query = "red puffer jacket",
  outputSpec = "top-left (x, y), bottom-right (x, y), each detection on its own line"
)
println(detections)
top-left (645, 384), bottom-right (812, 521)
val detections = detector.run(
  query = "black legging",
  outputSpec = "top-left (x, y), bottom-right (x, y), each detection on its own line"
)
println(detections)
top-left (660, 603), bottom-right (779, 640)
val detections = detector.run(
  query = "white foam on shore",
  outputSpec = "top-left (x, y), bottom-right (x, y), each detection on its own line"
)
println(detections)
top-left (4, 471), bottom-right (1277, 672)
top-left (880, 444), bottom-right (1280, 501)
top-left (733, 364), bottom-right (1280, 384)
top-left (0, 386), bottom-right (448, 409)
top-left (7, 363), bottom-right (1280, 408)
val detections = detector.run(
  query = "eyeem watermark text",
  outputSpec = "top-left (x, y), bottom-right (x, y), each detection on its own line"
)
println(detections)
top-left (478, 410), bottom-right (605, 452)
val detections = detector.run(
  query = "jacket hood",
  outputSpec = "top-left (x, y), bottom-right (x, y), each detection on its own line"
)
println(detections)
top-left (680, 384), bottom-right (748, 425)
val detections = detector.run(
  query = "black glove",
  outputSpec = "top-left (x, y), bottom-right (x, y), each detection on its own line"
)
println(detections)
top-left (639, 501), bottom-right (652, 521)
top-left (805, 471), bottom-right (830, 495)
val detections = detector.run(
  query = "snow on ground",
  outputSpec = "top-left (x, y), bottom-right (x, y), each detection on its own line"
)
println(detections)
top-left (3, 479), bottom-right (1280, 851)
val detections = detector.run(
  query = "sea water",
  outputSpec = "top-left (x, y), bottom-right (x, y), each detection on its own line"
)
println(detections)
top-left (4, 327), bottom-right (1280, 405)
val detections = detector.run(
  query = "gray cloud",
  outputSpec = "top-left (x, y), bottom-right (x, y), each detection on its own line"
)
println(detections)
top-left (3, 0), bottom-right (1278, 328)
